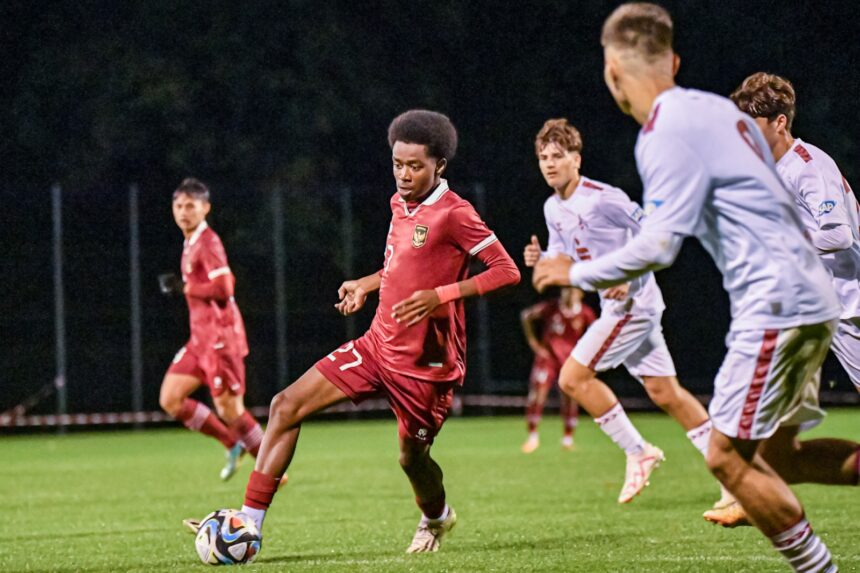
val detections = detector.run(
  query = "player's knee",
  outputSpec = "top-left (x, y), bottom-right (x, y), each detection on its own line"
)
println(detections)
top-left (399, 444), bottom-right (429, 472)
top-left (268, 390), bottom-right (302, 428)
top-left (158, 390), bottom-right (182, 417)
top-left (643, 377), bottom-right (677, 409)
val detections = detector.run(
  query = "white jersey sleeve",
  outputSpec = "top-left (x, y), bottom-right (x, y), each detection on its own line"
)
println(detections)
top-left (636, 132), bottom-right (710, 237)
top-left (796, 158), bottom-right (854, 230)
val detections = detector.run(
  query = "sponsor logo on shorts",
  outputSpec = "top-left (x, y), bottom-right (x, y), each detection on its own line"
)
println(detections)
top-left (819, 200), bottom-right (836, 216)
top-left (416, 428), bottom-right (428, 440)
top-left (644, 200), bottom-right (664, 216)
top-left (412, 225), bottom-right (429, 248)
top-left (214, 376), bottom-right (223, 388)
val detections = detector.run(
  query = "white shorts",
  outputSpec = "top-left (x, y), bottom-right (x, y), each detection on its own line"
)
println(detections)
top-left (570, 312), bottom-right (676, 379)
top-left (709, 321), bottom-right (835, 441)
top-left (830, 316), bottom-right (860, 388)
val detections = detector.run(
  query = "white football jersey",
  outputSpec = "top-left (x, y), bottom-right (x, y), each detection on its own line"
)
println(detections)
top-left (544, 176), bottom-right (666, 316)
top-left (775, 138), bottom-right (860, 319)
top-left (635, 87), bottom-right (840, 331)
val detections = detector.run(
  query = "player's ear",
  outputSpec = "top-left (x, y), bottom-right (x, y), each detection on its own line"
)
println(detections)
top-left (435, 157), bottom-right (447, 175)
top-left (203, 201), bottom-right (212, 216)
top-left (672, 53), bottom-right (681, 77)
top-left (776, 114), bottom-right (788, 134)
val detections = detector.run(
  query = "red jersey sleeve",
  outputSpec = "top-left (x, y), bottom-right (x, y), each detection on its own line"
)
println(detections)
top-left (200, 235), bottom-right (231, 280)
top-left (447, 201), bottom-right (497, 255)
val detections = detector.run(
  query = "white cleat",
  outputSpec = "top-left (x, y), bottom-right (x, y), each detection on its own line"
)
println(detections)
top-left (182, 518), bottom-right (200, 534)
top-left (220, 443), bottom-right (244, 481)
top-left (406, 507), bottom-right (458, 553)
top-left (561, 435), bottom-right (575, 450)
top-left (521, 435), bottom-right (540, 454)
top-left (618, 443), bottom-right (664, 504)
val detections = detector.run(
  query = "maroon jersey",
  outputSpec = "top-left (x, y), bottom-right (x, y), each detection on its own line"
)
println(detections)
top-left (181, 222), bottom-right (249, 358)
top-left (366, 180), bottom-right (498, 382)
top-left (530, 299), bottom-right (596, 363)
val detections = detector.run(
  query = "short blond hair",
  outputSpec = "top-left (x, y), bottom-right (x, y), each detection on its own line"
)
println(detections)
top-left (601, 3), bottom-right (673, 59)
top-left (534, 119), bottom-right (582, 157)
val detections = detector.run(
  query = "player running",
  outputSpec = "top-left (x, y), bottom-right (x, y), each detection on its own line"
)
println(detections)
top-left (235, 110), bottom-right (520, 554)
top-left (698, 73), bottom-right (860, 528)
top-left (525, 118), bottom-right (725, 505)
top-left (534, 5), bottom-right (859, 571)
top-left (732, 72), bottom-right (860, 394)
top-left (159, 178), bottom-right (264, 482)
top-left (520, 287), bottom-right (596, 453)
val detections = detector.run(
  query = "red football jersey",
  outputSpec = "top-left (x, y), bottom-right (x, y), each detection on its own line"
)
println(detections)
top-left (181, 222), bottom-right (249, 357)
top-left (531, 299), bottom-right (596, 363)
top-left (366, 180), bottom-right (499, 382)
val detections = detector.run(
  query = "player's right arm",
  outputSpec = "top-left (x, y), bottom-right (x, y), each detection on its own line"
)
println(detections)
top-left (335, 270), bottom-right (382, 316)
top-left (797, 165), bottom-right (854, 253)
top-left (520, 303), bottom-right (552, 359)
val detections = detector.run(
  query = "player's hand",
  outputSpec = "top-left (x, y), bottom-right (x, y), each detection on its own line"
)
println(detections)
top-left (603, 282), bottom-right (630, 300)
top-left (158, 273), bottom-right (184, 296)
top-left (530, 341), bottom-right (552, 360)
top-left (335, 280), bottom-right (369, 315)
top-left (391, 289), bottom-right (440, 326)
top-left (523, 235), bottom-right (542, 267)
top-left (532, 255), bottom-right (573, 293)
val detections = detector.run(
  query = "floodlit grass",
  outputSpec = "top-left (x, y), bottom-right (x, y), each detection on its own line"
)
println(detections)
top-left (1, 410), bottom-right (857, 572)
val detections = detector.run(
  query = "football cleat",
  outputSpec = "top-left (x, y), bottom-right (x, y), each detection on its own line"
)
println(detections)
top-left (220, 443), bottom-right (244, 481)
top-left (712, 485), bottom-right (736, 510)
top-left (703, 501), bottom-right (751, 527)
top-left (406, 507), bottom-right (458, 553)
top-left (618, 443), bottom-right (664, 503)
top-left (561, 435), bottom-right (575, 450)
top-left (183, 518), bottom-right (201, 534)
top-left (521, 435), bottom-right (540, 454)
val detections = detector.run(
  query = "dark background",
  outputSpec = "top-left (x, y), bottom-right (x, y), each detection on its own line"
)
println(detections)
top-left (3, 1), bottom-right (859, 415)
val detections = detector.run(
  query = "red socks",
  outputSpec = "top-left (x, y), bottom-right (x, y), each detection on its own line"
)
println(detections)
top-left (176, 398), bottom-right (237, 449)
top-left (230, 411), bottom-right (264, 457)
top-left (244, 470), bottom-right (281, 510)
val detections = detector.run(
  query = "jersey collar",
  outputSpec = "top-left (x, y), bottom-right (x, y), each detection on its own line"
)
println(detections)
top-left (398, 179), bottom-right (449, 216)
top-left (186, 220), bottom-right (209, 247)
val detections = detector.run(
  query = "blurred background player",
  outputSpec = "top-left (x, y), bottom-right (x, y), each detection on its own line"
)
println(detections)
top-left (533, 4), bottom-right (859, 570)
top-left (525, 118), bottom-right (722, 506)
top-left (732, 72), bottom-right (860, 395)
top-left (159, 178), bottom-right (263, 482)
top-left (236, 110), bottom-right (520, 555)
top-left (520, 287), bottom-right (595, 452)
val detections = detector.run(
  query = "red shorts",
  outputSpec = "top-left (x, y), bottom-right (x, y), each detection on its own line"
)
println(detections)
top-left (167, 345), bottom-right (246, 397)
top-left (315, 335), bottom-right (457, 443)
top-left (529, 355), bottom-right (562, 388)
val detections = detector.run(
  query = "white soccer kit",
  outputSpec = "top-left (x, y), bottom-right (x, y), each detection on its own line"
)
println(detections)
top-left (569, 87), bottom-right (841, 439)
top-left (776, 138), bottom-right (860, 388)
top-left (544, 176), bottom-right (675, 377)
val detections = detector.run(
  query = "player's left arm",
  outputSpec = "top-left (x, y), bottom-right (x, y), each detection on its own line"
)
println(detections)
top-left (534, 133), bottom-right (708, 292)
top-left (392, 203), bottom-right (521, 326)
top-left (185, 237), bottom-right (235, 303)
top-left (798, 166), bottom-right (854, 253)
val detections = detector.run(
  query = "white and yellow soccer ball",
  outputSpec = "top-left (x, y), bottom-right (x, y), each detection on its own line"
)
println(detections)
top-left (194, 509), bottom-right (261, 565)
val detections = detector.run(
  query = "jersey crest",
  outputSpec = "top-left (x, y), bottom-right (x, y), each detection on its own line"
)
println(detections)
top-left (412, 224), bottom-right (429, 248)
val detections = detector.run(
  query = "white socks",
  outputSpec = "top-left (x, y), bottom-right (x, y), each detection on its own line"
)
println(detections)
top-left (594, 403), bottom-right (645, 456)
top-left (771, 518), bottom-right (836, 572)
top-left (686, 419), bottom-right (712, 457)
top-left (241, 505), bottom-right (266, 532)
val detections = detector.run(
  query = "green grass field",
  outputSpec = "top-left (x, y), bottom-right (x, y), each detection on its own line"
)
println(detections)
top-left (2, 410), bottom-right (857, 572)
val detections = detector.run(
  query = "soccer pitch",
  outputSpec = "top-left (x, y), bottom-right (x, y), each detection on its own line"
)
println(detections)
top-left (2, 411), bottom-right (856, 572)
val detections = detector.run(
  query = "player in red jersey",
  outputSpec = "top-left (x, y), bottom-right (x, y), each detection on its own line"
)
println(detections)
top-left (236, 110), bottom-right (520, 554)
top-left (520, 287), bottom-right (595, 453)
top-left (159, 178), bottom-right (264, 482)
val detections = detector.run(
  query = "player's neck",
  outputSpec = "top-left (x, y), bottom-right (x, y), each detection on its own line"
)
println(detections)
top-left (771, 133), bottom-right (795, 163)
top-left (632, 78), bottom-right (675, 125)
top-left (555, 174), bottom-right (580, 200)
top-left (183, 220), bottom-right (207, 241)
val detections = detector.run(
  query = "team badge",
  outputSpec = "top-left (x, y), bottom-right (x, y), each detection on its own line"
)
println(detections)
top-left (412, 225), bottom-right (429, 248)
top-left (818, 200), bottom-right (836, 216)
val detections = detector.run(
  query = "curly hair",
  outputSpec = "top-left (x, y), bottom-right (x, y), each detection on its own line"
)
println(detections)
top-left (535, 118), bottom-right (583, 157)
top-left (173, 177), bottom-right (210, 201)
top-left (387, 110), bottom-right (458, 161)
top-left (730, 72), bottom-right (796, 130)
top-left (601, 2), bottom-right (673, 59)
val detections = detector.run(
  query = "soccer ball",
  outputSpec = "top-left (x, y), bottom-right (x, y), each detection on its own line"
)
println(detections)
top-left (194, 509), bottom-right (261, 565)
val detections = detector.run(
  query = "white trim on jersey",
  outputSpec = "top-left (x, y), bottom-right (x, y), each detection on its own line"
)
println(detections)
top-left (185, 220), bottom-right (209, 247)
top-left (398, 179), bottom-right (450, 217)
top-left (207, 266), bottom-right (231, 280)
top-left (469, 233), bottom-right (498, 255)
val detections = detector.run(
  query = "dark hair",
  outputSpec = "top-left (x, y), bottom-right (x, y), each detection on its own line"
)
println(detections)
top-left (730, 72), bottom-right (796, 130)
top-left (173, 177), bottom-right (210, 201)
top-left (601, 3), bottom-right (673, 59)
top-left (387, 109), bottom-right (458, 161)
top-left (535, 118), bottom-right (583, 156)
